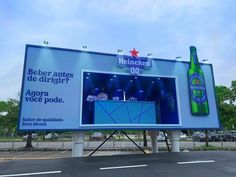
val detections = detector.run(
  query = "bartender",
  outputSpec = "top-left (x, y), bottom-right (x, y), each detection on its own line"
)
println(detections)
top-left (97, 88), bottom-right (108, 100)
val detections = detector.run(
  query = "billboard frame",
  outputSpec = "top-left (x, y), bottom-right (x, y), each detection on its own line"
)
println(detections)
top-left (18, 44), bottom-right (221, 131)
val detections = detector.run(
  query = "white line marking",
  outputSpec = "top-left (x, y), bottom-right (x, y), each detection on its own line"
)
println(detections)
top-left (100, 164), bottom-right (147, 170)
top-left (177, 160), bottom-right (215, 165)
top-left (0, 171), bottom-right (61, 177)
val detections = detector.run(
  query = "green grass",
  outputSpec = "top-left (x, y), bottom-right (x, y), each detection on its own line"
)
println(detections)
top-left (0, 137), bottom-right (23, 142)
top-left (0, 136), bottom-right (73, 142)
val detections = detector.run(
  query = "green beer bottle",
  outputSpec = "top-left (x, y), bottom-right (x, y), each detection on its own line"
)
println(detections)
top-left (188, 46), bottom-right (209, 116)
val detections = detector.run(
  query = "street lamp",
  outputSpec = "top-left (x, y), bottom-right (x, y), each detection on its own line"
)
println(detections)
top-left (202, 59), bottom-right (209, 62)
top-left (175, 56), bottom-right (182, 60)
top-left (82, 45), bottom-right (88, 51)
top-left (147, 53), bottom-right (153, 58)
top-left (43, 41), bottom-right (49, 46)
top-left (117, 49), bottom-right (123, 55)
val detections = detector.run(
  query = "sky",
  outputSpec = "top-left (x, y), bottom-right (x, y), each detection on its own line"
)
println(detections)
top-left (0, 0), bottom-right (235, 101)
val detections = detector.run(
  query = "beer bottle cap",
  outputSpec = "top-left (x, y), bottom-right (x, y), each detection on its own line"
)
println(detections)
top-left (190, 46), bottom-right (197, 51)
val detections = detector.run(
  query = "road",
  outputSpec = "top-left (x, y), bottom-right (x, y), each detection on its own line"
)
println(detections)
top-left (0, 151), bottom-right (236, 177)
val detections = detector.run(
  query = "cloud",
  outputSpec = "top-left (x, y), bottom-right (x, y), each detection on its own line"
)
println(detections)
top-left (84, 0), bottom-right (213, 22)
top-left (0, 62), bottom-right (23, 100)
top-left (0, 0), bottom-right (235, 100)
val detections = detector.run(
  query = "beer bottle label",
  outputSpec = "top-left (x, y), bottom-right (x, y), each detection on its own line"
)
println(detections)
top-left (189, 73), bottom-right (207, 104)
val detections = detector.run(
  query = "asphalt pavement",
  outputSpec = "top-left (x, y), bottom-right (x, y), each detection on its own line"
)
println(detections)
top-left (0, 151), bottom-right (236, 177)
top-left (0, 150), bottom-right (143, 162)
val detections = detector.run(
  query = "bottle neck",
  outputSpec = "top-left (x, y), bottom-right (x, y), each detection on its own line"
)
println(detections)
top-left (190, 51), bottom-right (200, 69)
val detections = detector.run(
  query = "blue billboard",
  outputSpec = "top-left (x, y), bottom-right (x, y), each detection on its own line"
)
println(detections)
top-left (18, 45), bottom-right (220, 130)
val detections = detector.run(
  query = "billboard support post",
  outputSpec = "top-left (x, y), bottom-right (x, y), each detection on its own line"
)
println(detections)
top-left (72, 132), bottom-right (84, 157)
top-left (167, 130), bottom-right (180, 152)
top-left (150, 131), bottom-right (158, 153)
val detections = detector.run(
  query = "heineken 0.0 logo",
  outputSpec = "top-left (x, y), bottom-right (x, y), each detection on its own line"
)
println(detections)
top-left (189, 73), bottom-right (207, 104)
top-left (117, 48), bottom-right (152, 75)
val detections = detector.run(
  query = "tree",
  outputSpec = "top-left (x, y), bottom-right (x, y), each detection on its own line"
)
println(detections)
top-left (230, 80), bottom-right (236, 103)
top-left (25, 132), bottom-right (33, 148)
top-left (215, 86), bottom-right (231, 104)
top-left (0, 99), bottom-right (19, 135)
top-left (0, 98), bottom-right (33, 148)
top-left (215, 81), bottom-right (236, 130)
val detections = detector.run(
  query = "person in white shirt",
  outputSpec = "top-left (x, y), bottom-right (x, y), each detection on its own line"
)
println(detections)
top-left (86, 94), bottom-right (97, 102)
top-left (97, 88), bottom-right (108, 100)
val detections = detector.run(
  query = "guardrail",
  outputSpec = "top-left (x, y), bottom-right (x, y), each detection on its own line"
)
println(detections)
top-left (0, 138), bottom-right (236, 151)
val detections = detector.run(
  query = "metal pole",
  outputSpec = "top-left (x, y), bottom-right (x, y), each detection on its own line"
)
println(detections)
top-left (121, 130), bottom-right (146, 154)
top-left (89, 131), bottom-right (117, 157)
top-left (163, 131), bottom-right (170, 152)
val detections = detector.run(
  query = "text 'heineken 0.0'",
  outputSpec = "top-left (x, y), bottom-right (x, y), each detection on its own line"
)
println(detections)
top-left (188, 46), bottom-right (209, 116)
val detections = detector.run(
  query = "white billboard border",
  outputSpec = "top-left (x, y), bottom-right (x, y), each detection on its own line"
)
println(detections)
top-left (79, 69), bottom-right (182, 128)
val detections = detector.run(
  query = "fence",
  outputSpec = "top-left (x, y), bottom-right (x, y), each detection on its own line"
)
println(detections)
top-left (0, 133), bottom-right (236, 151)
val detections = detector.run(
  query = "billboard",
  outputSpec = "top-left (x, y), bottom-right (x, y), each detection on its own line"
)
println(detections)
top-left (18, 45), bottom-right (220, 130)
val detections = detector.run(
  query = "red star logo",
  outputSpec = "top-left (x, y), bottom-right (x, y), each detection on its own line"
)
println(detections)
top-left (130, 48), bottom-right (139, 57)
top-left (195, 79), bottom-right (200, 85)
